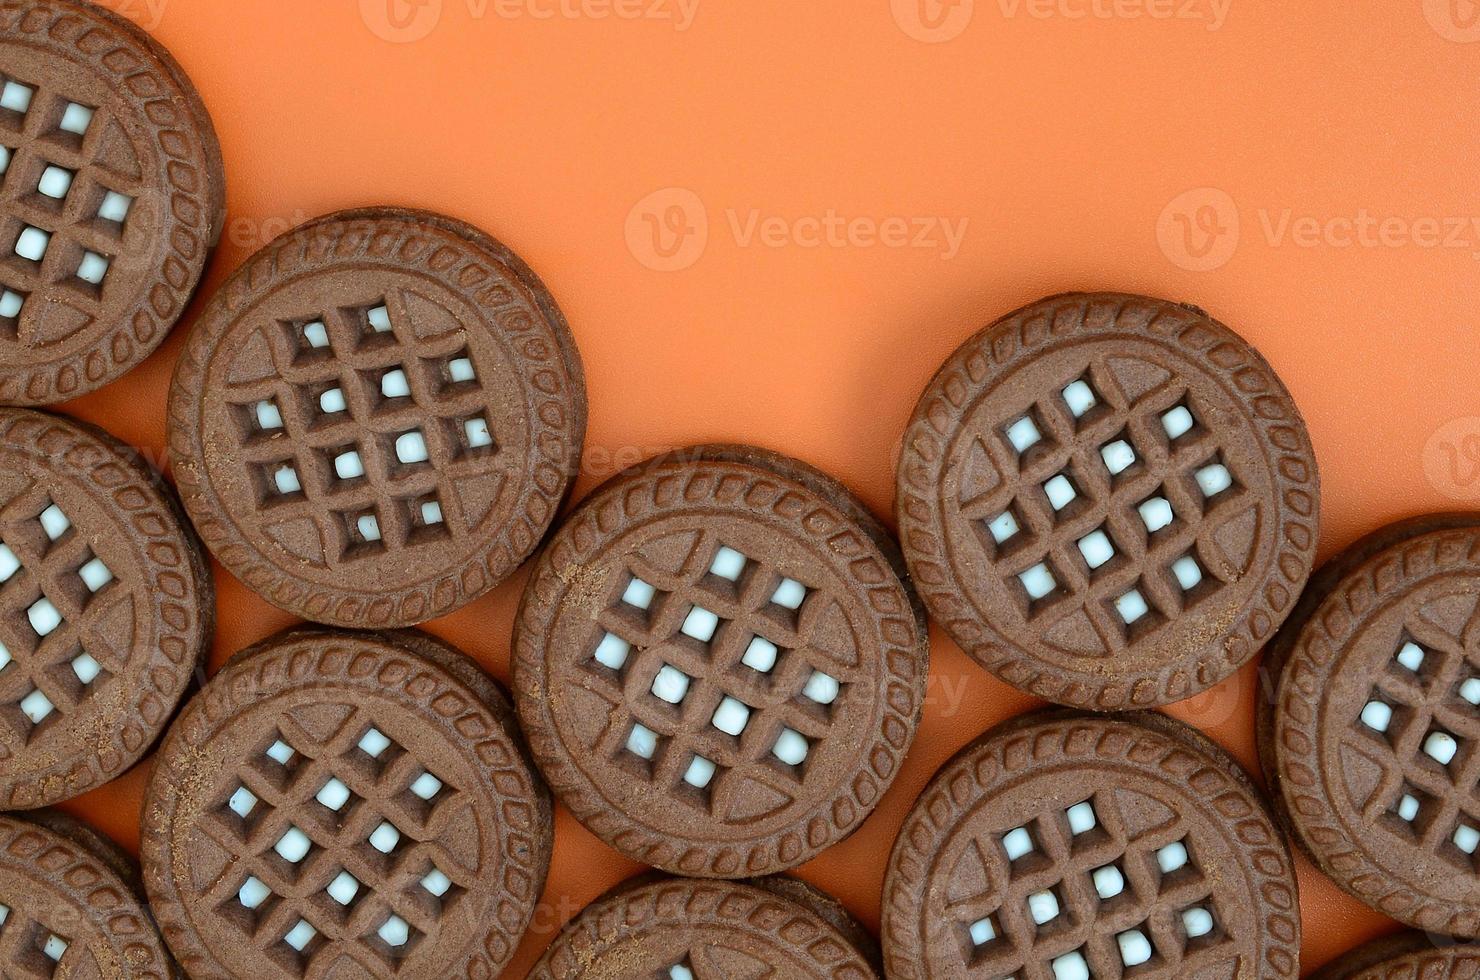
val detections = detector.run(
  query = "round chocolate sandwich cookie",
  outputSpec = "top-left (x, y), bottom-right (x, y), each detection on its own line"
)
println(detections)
top-left (882, 710), bottom-right (1300, 979)
top-left (0, 0), bottom-right (225, 405)
top-left (168, 206), bottom-right (586, 628)
top-left (0, 810), bottom-right (176, 978)
top-left (896, 292), bottom-right (1319, 709)
top-left (141, 628), bottom-right (553, 979)
top-left (1260, 516), bottom-right (1480, 937)
top-left (529, 874), bottom-right (880, 980)
top-left (514, 445), bottom-right (928, 877)
top-left (1310, 931), bottom-right (1480, 980)
top-left (0, 408), bottom-right (212, 808)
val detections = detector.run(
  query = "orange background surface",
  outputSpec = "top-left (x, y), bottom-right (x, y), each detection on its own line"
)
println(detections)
top-left (49, 0), bottom-right (1480, 975)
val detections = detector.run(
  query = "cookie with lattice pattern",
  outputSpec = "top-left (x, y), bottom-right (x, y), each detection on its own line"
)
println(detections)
top-left (1260, 516), bottom-right (1480, 938)
top-left (140, 628), bottom-right (553, 979)
top-left (0, 0), bottom-right (225, 405)
top-left (529, 873), bottom-right (880, 979)
top-left (168, 206), bottom-right (586, 628)
top-left (514, 445), bottom-right (929, 877)
top-left (0, 810), bottom-right (176, 979)
top-left (1309, 931), bottom-right (1480, 979)
top-left (882, 709), bottom-right (1300, 979)
top-left (0, 407), bottom-right (213, 808)
top-left (896, 292), bottom-right (1319, 709)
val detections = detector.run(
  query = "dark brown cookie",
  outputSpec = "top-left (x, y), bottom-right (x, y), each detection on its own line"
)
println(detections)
top-left (528, 874), bottom-right (880, 979)
top-left (1309, 931), bottom-right (1480, 979)
top-left (896, 292), bottom-right (1319, 709)
top-left (0, 0), bottom-right (225, 405)
top-left (1260, 517), bottom-right (1480, 937)
top-left (168, 206), bottom-right (586, 628)
top-left (882, 709), bottom-right (1301, 979)
top-left (0, 408), bottom-right (212, 808)
top-left (514, 445), bottom-right (929, 877)
top-left (0, 810), bottom-right (176, 978)
top-left (140, 629), bottom-right (553, 979)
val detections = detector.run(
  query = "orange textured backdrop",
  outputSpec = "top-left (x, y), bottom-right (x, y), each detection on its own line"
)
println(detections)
top-left (53, 0), bottom-right (1480, 975)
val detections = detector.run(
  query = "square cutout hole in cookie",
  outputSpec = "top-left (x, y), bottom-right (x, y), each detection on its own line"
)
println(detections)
top-left (1389, 636), bottom-right (1438, 686)
top-left (680, 605), bottom-right (722, 644)
top-left (0, 287), bottom-right (25, 340)
top-left (1075, 527), bottom-right (1119, 576)
top-left (1160, 398), bottom-right (1202, 446)
top-left (1026, 885), bottom-right (1071, 938)
top-left (284, 317), bottom-right (333, 361)
top-left (445, 413), bottom-right (495, 458)
top-left (1180, 903), bottom-right (1223, 954)
top-left (676, 754), bottom-right (722, 811)
top-left (376, 366), bottom-right (414, 404)
top-left (0, 80), bottom-right (35, 122)
top-left (1100, 432), bottom-right (1141, 481)
top-left (1090, 861), bottom-right (1134, 913)
top-left (980, 504), bottom-right (1028, 559)
top-left (1136, 492), bottom-right (1177, 538)
top-left (1381, 783), bottom-right (1434, 842)
top-left (386, 429), bottom-right (432, 475)
top-left (1190, 453), bottom-right (1237, 505)
top-left (321, 444), bottom-right (368, 488)
top-left (591, 632), bottom-right (632, 673)
top-left (1152, 837), bottom-right (1202, 892)
top-left (1356, 695), bottom-right (1405, 748)
top-left (649, 663), bottom-right (693, 706)
top-left (1064, 798), bottom-right (1110, 850)
top-left (998, 822), bottom-right (1048, 877)
top-left (36, 164), bottom-right (74, 204)
top-left (404, 493), bottom-right (451, 545)
top-left (1116, 925), bottom-right (1161, 973)
top-left (13, 225), bottom-right (50, 266)
top-left (618, 723), bottom-right (666, 780)
top-left (256, 460), bottom-right (306, 506)
top-left (703, 544), bottom-right (753, 598)
top-left (962, 912), bottom-right (1007, 967)
top-left (353, 726), bottom-right (403, 777)
top-left (1061, 375), bottom-right (1102, 422)
top-left (1015, 561), bottom-right (1062, 617)
top-left (1421, 726), bottom-right (1464, 775)
top-left (347, 300), bottom-right (396, 349)
top-left (435, 347), bottom-right (480, 392)
top-left (339, 509), bottom-right (386, 561)
top-left (98, 189), bottom-right (133, 227)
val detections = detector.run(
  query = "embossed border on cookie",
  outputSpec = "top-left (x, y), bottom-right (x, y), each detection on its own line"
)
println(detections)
top-left (528, 875), bottom-right (879, 980)
top-left (1265, 519), bottom-right (1480, 937)
top-left (0, 812), bottom-right (176, 978)
top-left (167, 207), bottom-right (586, 628)
top-left (513, 446), bottom-right (928, 878)
top-left (0, 407), bottom-right (212, 809)
top-left (896, 292), bottom-right (1319, 709)
top-left (1309, 931), bottom-right (1480, 980)
top-left (140, 629), bottom-right (553, 979)
top-left (0, 0), bottom-right (225, 405)
top-left (881, 710), bottom-right (1301, 980)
